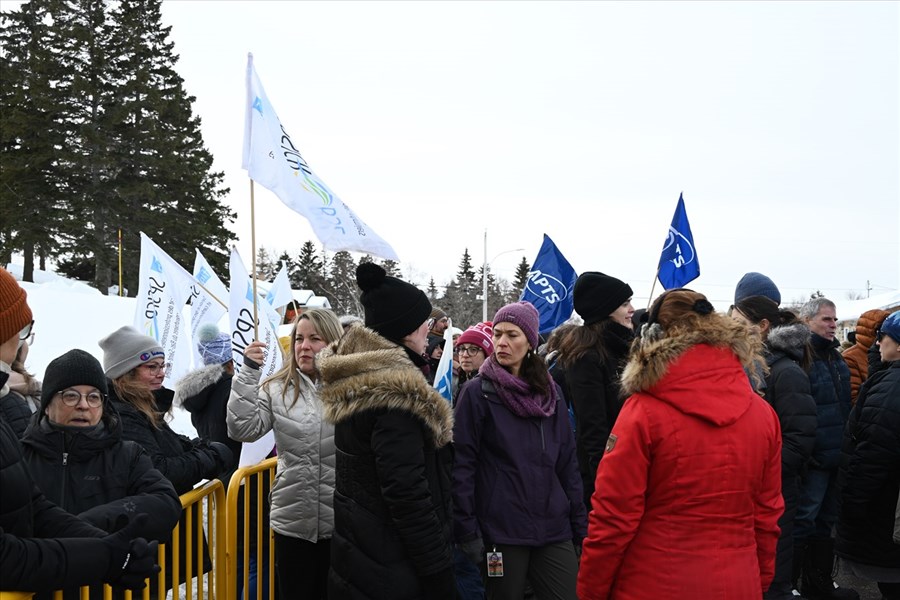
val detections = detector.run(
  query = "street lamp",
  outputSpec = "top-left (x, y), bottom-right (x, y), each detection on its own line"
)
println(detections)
top-left (482, 229), bottom-right (524, 321)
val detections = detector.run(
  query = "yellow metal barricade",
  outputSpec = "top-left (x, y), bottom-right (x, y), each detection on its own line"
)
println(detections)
top-left (225, 458), bottom-right (277, 600)
top-left (7, 479), bottom-right (226, 600)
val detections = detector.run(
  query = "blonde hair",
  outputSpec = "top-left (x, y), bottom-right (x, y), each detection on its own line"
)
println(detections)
top-left (261, 308), bottom-right (343, 408)
top-left (113, 370), bottom-right (163, 429)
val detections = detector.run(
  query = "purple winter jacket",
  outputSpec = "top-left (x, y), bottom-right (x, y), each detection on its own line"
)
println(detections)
top-left (452, 376), bottom-right (587, 547)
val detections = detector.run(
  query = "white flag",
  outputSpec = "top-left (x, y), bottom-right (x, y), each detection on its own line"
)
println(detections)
top-left (133, 233), bottom-right (195, 387)
top-left (228, 247), bottom-right (280, 467)
top-left (266, 263), bottom-right (294, 310)
top-left (432, 319), bottom-right (454, 403)
top-left (242, 53), bottom-right (399, 261)
top-left (189, 251), bottom-right (229, 368)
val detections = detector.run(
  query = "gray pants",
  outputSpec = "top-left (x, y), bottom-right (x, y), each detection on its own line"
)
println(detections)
top-left (482, 541), bottom-right (578, 600)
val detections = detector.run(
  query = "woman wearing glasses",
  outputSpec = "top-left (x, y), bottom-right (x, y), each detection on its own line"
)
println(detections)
top-left (22, 349), bottom-right (180, 545)
top-left (100, 326), bottom-right (233, 590)
top-left (451, 321), bottom-right (493, 405)
top-left (0, 319), bottom-right (36, 438)
top-left (99, 326), bottom-right (232, 494)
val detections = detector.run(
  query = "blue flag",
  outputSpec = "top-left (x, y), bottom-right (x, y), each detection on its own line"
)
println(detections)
top-left (432, 321), bottom-right (455, 403)
top-left (657, 194), bottom-right (700, 289)
top-left (519, 234), bottom-right (578, 334)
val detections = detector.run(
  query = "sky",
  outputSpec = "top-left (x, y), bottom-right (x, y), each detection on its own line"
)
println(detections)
top-left (8, 1), bottom-right (900, 307)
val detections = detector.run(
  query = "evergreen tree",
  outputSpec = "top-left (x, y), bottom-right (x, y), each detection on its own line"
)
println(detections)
top-left (427, 277), bottom-right (438, 301)
top-left (381, 259), bottom-right (402, 279)
top-left (455, 249), bottom-right (477, 295)
top-left (0, 0), bottom-right (77, 281)
top-left (324, 250), bottom-right (361, 316)
top-left (2, 0), bottom-right (233, 291)
top-left (513, 257), bottom-right (531, 297)
top-left (277, 251), bottom-right (298, 287)
top-left (255, 247), bottom-right (277, 281)
top-left (294, 240), bottom-right (325, 291)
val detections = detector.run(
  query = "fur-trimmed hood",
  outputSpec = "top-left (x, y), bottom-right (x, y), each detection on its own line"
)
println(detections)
top-left (766, 322), bottom-right (810, 364)
top-left (621, 317), bottom-right (763, 427)
top-left (318, 325), bottom-right (453, 447)
top-left (173, 364), bottom-right (228, 413)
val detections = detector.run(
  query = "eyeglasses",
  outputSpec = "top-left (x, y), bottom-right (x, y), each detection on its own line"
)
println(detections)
top-left (57, 389), bottom-right (105, 408)
top-left (140, 362), bottom-right (171, 375)
top-left (457, 346), bottom-right (483, 357)
top-left (876, 329), bottom-right (884, 342)
top-left (18, 320), bottom-right (34, 341)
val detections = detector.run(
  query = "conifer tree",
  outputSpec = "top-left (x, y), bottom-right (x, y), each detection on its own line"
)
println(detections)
top-left (294, 241), bottom-right (325, 291)
top-left (513, 257), bottom-right (531, 297)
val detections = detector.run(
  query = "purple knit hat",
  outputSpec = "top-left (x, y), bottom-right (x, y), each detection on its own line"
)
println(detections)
top-left (493, 301), bottom-right (540, 349)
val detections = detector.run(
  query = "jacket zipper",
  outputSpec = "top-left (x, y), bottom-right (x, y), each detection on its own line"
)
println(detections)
top-left (60, 443), bottom-right (69, 509)
top-left (539, 421), bottom-right (546, 451)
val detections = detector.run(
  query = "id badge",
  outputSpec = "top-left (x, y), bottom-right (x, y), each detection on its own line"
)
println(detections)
top-left (487, 550), bottom-right (504, 577)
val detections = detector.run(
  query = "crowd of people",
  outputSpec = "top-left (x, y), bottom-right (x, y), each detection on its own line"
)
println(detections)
top-left (1, 263), bottom-right (899, 600)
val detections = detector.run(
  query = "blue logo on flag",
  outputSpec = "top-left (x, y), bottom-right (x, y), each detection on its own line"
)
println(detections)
top-left (150, 257), bottom-right (163, 274)
top-left (519, 234), bottom-right (578, 335)
top-left (197, 267), bottom-right (211, 284)
top-left (657, 193), bottom-right (700, 290)
top-left (246, 283), bottom-right (255, 302)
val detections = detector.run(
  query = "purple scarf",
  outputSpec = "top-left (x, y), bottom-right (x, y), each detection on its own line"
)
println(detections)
top-left (479, 355), bottom-right (557, 418)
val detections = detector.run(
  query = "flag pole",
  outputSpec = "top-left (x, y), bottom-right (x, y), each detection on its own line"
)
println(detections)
top-left (117, 229), bottom-right (123, 297)
top-left (250, 179), bottom-right (259, 339)
top-left (646, 267), bottom-right (660, 311)
top-left (193, 280), bottom-right (228, 310)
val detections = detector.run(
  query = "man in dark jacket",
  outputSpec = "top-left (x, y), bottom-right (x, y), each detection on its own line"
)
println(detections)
top-left (22, 349), bottom-right (181, 543)
top-left (796, 298), bottom-right (859, 600)
top-left (0, 266), bottom-right (158, 595)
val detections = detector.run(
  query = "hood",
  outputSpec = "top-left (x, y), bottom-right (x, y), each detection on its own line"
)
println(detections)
top-left (766, 322), bottom-right (810, 364)
top-left (621, 318), bottom-right (762, 427)
top-left (174, 364), bottom-right (229, 413)
top-left (318, 325), bottom-right (453, 447)
top-left (854, 308), bottom-right (891, 350)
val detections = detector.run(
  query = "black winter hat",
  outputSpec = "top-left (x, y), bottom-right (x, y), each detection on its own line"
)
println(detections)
top-left (357, 262), bottom-right (432, 342)
top-left (41, 349), bottom-right (109, 412)
top-left (573, 272), bottom-right (634, 326)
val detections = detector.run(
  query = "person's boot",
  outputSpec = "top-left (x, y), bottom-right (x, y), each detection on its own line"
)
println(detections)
top-left (799, 538), bottom-right (859, 600)
top-left (790, 539), bottom-right (808, 598)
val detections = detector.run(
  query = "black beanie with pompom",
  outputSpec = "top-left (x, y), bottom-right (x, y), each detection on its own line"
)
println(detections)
top-left (356, 262), bottom-right (432, 342)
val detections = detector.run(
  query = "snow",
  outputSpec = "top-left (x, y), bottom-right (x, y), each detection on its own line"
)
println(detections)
top-left (6, 263), bottom-right (198, 438)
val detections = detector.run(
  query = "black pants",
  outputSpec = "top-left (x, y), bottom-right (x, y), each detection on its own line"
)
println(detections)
top-left (274, 532), bottom-right (330, 600)
top-left (482, 541), bottom-right (578, 600)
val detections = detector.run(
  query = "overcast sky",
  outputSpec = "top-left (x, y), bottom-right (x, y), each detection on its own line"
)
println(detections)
top-left (137, 2), bottom-right (899, 306)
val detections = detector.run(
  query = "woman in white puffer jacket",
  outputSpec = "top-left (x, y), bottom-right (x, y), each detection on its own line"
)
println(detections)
top-left (227, 308), bottom-right (344, 600)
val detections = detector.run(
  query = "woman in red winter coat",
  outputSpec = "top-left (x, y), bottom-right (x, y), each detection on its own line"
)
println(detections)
top-left (577, 289), bottom-right (784, 600)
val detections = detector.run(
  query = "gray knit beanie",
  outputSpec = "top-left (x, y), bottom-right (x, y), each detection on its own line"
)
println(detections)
top-left (99, 326), bottom-right (164, 379)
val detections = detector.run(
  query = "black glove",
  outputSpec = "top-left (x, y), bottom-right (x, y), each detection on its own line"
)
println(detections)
top-left (102, 514), bottom-right (160, 591)
top-left (573, 539), bottom-right (583, 561)
top-left (459, 537), bottom-right (484, 567)
top-left (208, 441), bottom-right (234, 472)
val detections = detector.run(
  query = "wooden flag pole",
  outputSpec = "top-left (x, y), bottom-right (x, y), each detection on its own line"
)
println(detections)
top-left (117, 229), bottom-right (123, 297)
top-left (250, 179), bottom-right (259, 339)
top-left (646, 267), bottom-right (660, 311)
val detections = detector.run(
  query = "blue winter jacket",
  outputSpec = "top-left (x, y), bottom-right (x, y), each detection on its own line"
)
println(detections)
top-left (452, 376), bottom-right (586, 547)
top-left (807, 334), bottom-right (851, 470)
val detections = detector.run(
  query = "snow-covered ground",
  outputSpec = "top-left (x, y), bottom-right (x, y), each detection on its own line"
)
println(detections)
top-left (6, 264), bottom-right (198, 438)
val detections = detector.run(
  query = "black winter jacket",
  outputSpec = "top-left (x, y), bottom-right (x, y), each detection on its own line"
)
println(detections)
top-left (0, 410), bottom-right (113, 593)
top-left (760, 323), bottom-right (818, 591)
top-left (835, 361), bottom-right (900, 568)
top-left (109, 385), bottom-right (220, 495)
top-left (21, 403), bottom-right (181, 543)
top-left (174, 365), bottom-right (240, 487)
top-left (564, 322), bottom-right (632, 507)
top-left (807, 334), bottom-right (852, 470)
top-left (319, 327), bottom-right (456, 600)
top-left (0, 388), bottom-right (32, 439)
top-left (763, 324), bottom-right (817, 480)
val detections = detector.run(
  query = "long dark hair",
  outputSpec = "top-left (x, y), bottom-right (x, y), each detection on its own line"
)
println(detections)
top-left (517, 350), bottom-right (551, 395)
top-left (734, 296), bottom-right (812, 371)
top-left (557, 319), bottom-right (617, 368)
